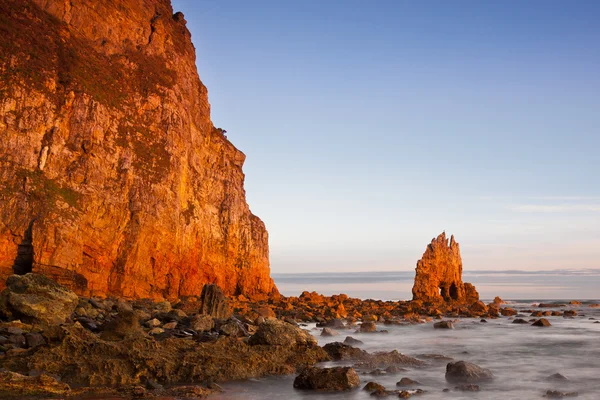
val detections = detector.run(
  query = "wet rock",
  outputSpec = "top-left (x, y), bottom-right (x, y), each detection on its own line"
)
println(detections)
top-left (0, 274), bottom-right (78, 325)
top-left (501, 308), bottom-right (518, 316)
top-left (321, 327), bottom-right (339, 336)
top-left (323, 342), bottom-right (367, 360)
top-left (189, 314), bottom-right (214, 332)
top-left (248, 319), bottom-right (317, 346)
top-left (480, 319), bottom-right (488, 323)
top-left (359, 322), bottom-right (377, 332)
top-left (396, 377), bottom-right (420, 386)
top-left (0, 371), bottom-right (70, 396)
top-left (445, 361), bottom-right (494, 383)
top-left (293, 366), bottom-right (360, 391)
top-left (200, 284), bottom-right (232, 320)
top-left (456, 384), bottom-right (480, 391)
top-left (563, 310), bottom-right (577, 317)
top-left (344, 336), bottom-right (364, 346)
top-left (532, 318), bottom-right (552, 327)
top-left (364, 381), bottom-right (386, 392)
top-left (433, 320), bottom-right (454, 329)
top-left (321, 318), bottom-right (346, 329)
top-left (544, 390), bottom-right (579, 398)
top-left (547, 373), bottom-right (569, 381)
top-left (512, 318), bottom-right (529, 324)
top-left (385, 365), bottom-right (407, 374)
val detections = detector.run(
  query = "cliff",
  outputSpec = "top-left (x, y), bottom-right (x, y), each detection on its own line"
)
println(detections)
top-left (412, 232), bottom-right (479, 304)
top-left (0, 0), bottom-right (278, 299)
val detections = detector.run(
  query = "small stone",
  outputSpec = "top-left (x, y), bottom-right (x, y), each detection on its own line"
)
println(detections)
top-left (512, 318), bottom-right (529, 324)
top-left (149, 327), bottom-right (164, 335)
top-left (321, 327), bottom-right (339, 336)
top-left (456, 384), bottom-right (480, 391)
top-left (162, 321), bottom-right (177, 329)
top-left (547, 373), bottom-right (568, 381)
top-left (396, 377), bottom-right (419, 386)
top-left (544, 390), bottom-right (579, 398)
top-left (145, 318), bottom-right (161, 328)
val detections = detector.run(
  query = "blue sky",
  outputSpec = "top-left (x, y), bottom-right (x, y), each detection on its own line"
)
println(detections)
top-left (172, 0), bottom-right (600, 273)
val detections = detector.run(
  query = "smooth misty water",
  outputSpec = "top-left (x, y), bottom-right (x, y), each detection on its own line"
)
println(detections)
top-left (214, 302), bottom-right (600, 400)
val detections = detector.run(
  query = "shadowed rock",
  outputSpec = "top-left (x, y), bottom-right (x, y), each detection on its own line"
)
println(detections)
top-left (200, 284), bottom-right (232, 320)
top-left (293, 367), bottom-right (360, 391)
top-left (445, 361), bottom-right (494, 383)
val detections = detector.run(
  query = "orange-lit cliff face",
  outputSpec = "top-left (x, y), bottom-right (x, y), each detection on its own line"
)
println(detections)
top-left (0, 0), bottom-right (278, 299)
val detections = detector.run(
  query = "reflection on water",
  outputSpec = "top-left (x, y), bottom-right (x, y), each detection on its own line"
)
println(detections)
top-left (214, 303), bottom-right (600, 399)
top-left (273, 269), bottom-right (600, 300)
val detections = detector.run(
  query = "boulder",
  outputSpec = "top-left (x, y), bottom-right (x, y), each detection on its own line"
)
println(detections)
top-left (293, 367), bottom-right (360, 391)
top-left (532, 318), bottom-right (552, 327)
top-left (0, 274), bottom-right (79, 325)
top-left (189, 314), bottom-right (214, 332)
top-left (321, 327), bottom-right (339, 336)
top-left (359, 321), bottom-right (377, 332)
top-left (397, 377), bottom-right (420, 386)
top-left (343, 336), bottom-right (364, 346)
top-left (445, 361), bottom-right (494, 383)
top-left (323, 342), bottom-right (367, 361)
top-left (248, 319), bottom-right (316, 346)
top-left (434, 321), bottom-right (454, 329)
top-left (363, 381), bottom-right (386, 392)
top-left (200, 284), bottom-right (232, 320)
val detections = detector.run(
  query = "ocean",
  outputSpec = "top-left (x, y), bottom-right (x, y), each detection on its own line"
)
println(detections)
top-left (215, 301), bottom-right (600, 399)
top-left (272, 269), bottom-right (600, 301)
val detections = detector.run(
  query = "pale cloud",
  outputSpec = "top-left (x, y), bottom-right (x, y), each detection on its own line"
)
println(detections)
top-left (508, 204), bottom-right (600, 213)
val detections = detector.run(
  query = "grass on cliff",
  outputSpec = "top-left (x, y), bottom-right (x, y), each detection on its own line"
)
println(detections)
top-left (0, 0), bottom-right (176, 107)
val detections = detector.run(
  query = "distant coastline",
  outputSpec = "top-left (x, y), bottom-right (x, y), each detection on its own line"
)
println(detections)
top-left (273, 269), bottom-right (600, 301)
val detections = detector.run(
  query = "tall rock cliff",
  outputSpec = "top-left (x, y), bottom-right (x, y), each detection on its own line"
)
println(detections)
top-left (0, 0), bottom-right (278, 299)
top-left (412, 232), bottom-right (479, 304)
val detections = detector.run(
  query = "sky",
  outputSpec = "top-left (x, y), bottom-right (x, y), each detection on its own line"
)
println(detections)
top-left (171, 0), bottom-right (600, 273)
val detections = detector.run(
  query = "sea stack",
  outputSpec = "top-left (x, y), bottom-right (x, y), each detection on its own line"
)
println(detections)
top-left (412, 232), bottom-right (479, 304)
top-left (0, 0), bottom-right (277, 300)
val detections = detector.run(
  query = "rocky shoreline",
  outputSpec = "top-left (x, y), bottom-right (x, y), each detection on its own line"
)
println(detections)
top-left (0, 273), bottom-right (593, 399)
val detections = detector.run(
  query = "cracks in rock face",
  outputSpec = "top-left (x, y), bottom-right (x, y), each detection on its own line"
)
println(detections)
top-left (13, 219), bottom-right (35, 275)
top-left (148, 12), bottom-right (161, 45)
